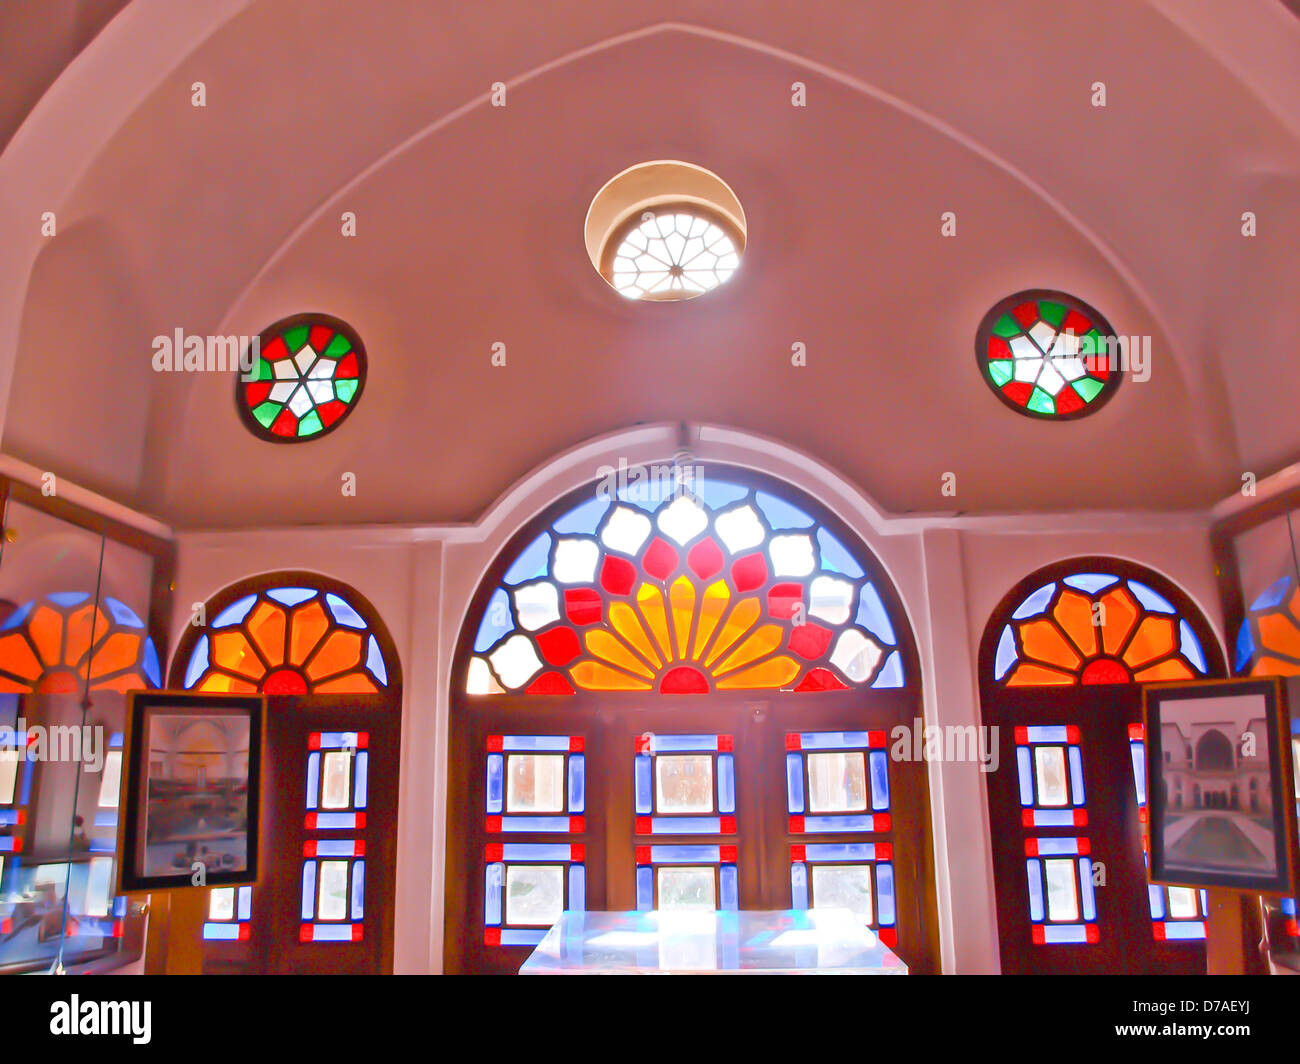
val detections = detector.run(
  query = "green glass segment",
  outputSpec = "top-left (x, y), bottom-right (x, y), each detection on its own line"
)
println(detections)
top-left (335, 379), bottom-right (358, 403)
top-left (1038, 300), bottom-right (1066, 327)
top-left (282, 325), bottom-right (310, 352)
top-left (1073, 377), bottom-right (1105, 403)
top-left (324, 334), bottom-right (352, 358)
top-left (991, 313), bottom-right (1021, 338)
top-left (1026, 387), bottom-right (1056, 415)
top-left (297, 410), bottom-right (323, 437)
top-left (987, 359), bottom-right (1014, 387)
top-left (252, 401), bottom-right (280, 428)
top-left (255, 358), bottom-right (273, 381)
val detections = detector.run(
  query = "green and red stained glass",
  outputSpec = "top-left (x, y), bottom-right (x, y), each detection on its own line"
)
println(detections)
top-left (237, 315), bottom-right (366, 441)
top-left (977, 292), bottom-right (1120, 419)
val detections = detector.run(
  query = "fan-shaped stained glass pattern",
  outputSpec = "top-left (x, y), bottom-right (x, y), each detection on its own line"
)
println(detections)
top-left (0, 593), bottom-right (160, 693)
top-left (236, 315), bottom-right (365, 442)
top-left (607, 208), bottom-right (740, 301)
top-left (991, 573), bottom-right (1209, 687)
top-left (1234, 575), bottom-right (1300, 677)
top-left (977, 292), bottom-right (1120, 419)
top-left (179, 586), bottom-right (391, 695)
top-left (465, 478), bottom-right (907, 695)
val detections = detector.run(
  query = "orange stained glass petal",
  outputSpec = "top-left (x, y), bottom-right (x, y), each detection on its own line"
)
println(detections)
top-left (716, 655), bottom-right (801, 690)
top-left (196, 671), bottom-right (257, 693)
top-left (88, 632), bottom-right (142, 679)
top-left (1291, 584), bottom-right (1300, 623)
top-left (1122, 615), bottom-right (1177, 669)
top-left (0, 677), bottom-right (29, 693)
top-left (636, 584), bottom-right (674, 661)
top-left (669, 577), bottom-right (695, 658)
top-left (64, 604), bottom-right (108, 669)
top-left (246, 599), bottom-right (287, 666)
top-left (288, 601), bottom-right (329, 666)
top-left (1005, 662), bottom-right (1076, 687)
top-left (1053, 588), bottom-right (1098, 658)
top-left (1251, 655), bottom-right (1300, 677)
top-left (608, 602), bottom-right (662, 669)
top-left (1098, 586), bottom-right (1139, 655)
top-left (1017, 618), bottom-right (1082, 672)
top-left (715, 624), bottom-right (785, 676)
top-left (0, 632), bottom-right (42, 681)
top-left (92, 671), bottom-right (150, 693)
top-left (305, 629), bottom-right (362, 680)
top-left (570, 660), bottom-right (653, 691)
top-left (1258, 612), bottom-right (1300, 660)
top-left (27, 605), bottom-right (63, 667)
top-left (585, 629), bottom-right (655, 679)
top-left (1133, 658), bottom-right (1194, 683)
top-left (212, 631), bottom-right (266, 680)
top-left (703, 597), bottom-right (761, 668)
top-left (692, 580), bottom-right (730, 660)
top-left (313, 672), bottom-right (378, 694)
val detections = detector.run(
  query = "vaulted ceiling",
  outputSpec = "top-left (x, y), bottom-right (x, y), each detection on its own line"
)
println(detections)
top-left (1, 0), bottom-right (1297, 528)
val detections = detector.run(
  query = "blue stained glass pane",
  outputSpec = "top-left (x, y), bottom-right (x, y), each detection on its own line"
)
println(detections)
top-left (1012, 583), bottom-right (1056, 620)
top-left (568, 754), bottom-right (585, 813)
top-left (92, 811), bottom-right (116, 828)
top-left (48, 591), bottom-right (90, 607)
top-left (203, 923), bottom-right (240, 941)
top-left (1026, 860), bottom-right (1044, 921)
top-left (876, 864), bottom-right (895, 925)
top-left (1025, 725), bottom-right (1070, 743)
top-left (615, 476), bottom-right (673, 511)
top-left (1043, 925), bottom-right (1088, 944)
top-left (869, 750), bottom-right (890, 811)
top-left (1062, 573), bottom-right (1119, 594)
top-left (184, 635), bottom-right (210, 688)
top-left (786, 753), bottom-right (805, 814)
top-left (319, 732), bottom-right (359, 748)
top-left (718, 754), bottom-right (735, 814)
top-left (554, 496), bottom-right (610, 534)
top-left (501, 735), bottom-right (572, 751)
top-left (142, 639), bottom-right (161, 688)
top-left (212, 595), bottom-right (258, 628)
top-left (1148, 884), bottom-right (1165, 920)
top-left (313, 812), bottom-right (361, 829)
top-left (266, 587), bottom-right (317, 607)
top-left (803, 815), bottom-right (875, 832)
top-left (636, 867), bottom-right (654, 911)
top-left (791, 863), bottom-right (809, 909)
top-left (499, 929), bottom-right (548, 946)
top-left (354, 751), bottom-right (369, 809)
top-left (1283, 897), bottom-right (1297, 917)
top-left (871, 651), bottom-right (904, 689)
top-left (306, 752), bottom-right (320, 810)
top-left (816, 528), bottom-right (865, 578)
top-left (650, 734), bottom-right (720, 751)
top-left (325, 593), bottom-right (367, 629)
top-left (364, 635), bottom-right (388, 686)
top-left (238, 886), bottom-right (252, 920)
top-left (351, 860), bottom-right (365, 920)
top-left (1068, 747), bottom-right (1085, 805)
top-left (799, 731), bottom-right (870, 749)
top-left (1163, 922), bottom-right (1206, 941)
top-left (1178, 620), bottom-right (1206, 674)
top-left (721, 865), bottom-right (739, 911)
top-left (1129, 741), bottom-right (1146, 806)
top-left (0, 809), bottom-right (25, 826)
top-left (994, 625), bottom-right (1017, 681)
top-left (0, 601), bottom-right (33, 631)
top-left (109, 732), bottom-right (124, 748)
top-left (104, 597), bottom-right (144, 628)
top-left (485, 863), bottom-right (503, 925)
top-left (754, 491), bottom-right (814, 529)
top-left (569, 864), bottom-right (585, 910)
top-left (1251, 575), bottom-right (1291, 611)
top-left (695, 480), bottom-right (748, 510)
top-left (635, 754), bottom-right (652, 815)
top-left (503, 533), bottom-right (551, 585)
top-left (1079, 858), bottom-right (1096, 920)
top-left (1033, 837), bottom-right (1078, 856)
top-left (855, 583), bottom-right (896, 646)
top-left (474, 589), bottom-right (514, 652)
top-left (301, 861), bottom-right (317, 920)
top-left (20, 759), bottom-right (34, 804)
top-left (1031, 809), bottom-right (1079, 827)
top-left (1129, 580), bottom-right (1175, 614)
top-left (1235, 622), bottom-right (1255, 674)
top-left (1016, 747), bottom-right (1033, 806)
top-left (650, 845), bottom-right (720, 863)
top-left (502, 844), bottom-right (571, 860)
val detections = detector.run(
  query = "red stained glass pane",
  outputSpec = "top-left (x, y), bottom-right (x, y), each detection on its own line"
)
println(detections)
top-left (271, 408), bottom-right (298, 437)
top-left (688, 538), bottom-right (724, 580)
top-left (1079, 658), bottom-right (1130, 685)
top-left (336, 353), bottom-right (360, 378)
top-left (1054, 387), bottom-right (1084, 415)
top-left (245, 381), bottom-right (272, 407)
top-left (767, 583), bottom-right (803, 619)
top-left (564, 588), bottom-right (603, 626)
top-left (793, 667), bottom-right (849, 692)
top-left (1002, 381), bottom-right (1033, 406)
top-left (1062, 309), bottom-right (1092, 335)
top-left (1012, 302), bottom-right (1039, 328)
top-left (788, 622), bottom-right (833, 659)
top-left (526, 671), bottom-right (575, 695)
top-left (642, 537), bottom-right (679, 580)
top-left (731, 553), bottom-right (768, 593)
top-left (264, 668), bottom-right (309, 695)
top-left (659, 665), bottom-right (709, 694)
top-left (309, 324), bottom-right (333, 352)
top-left (988, 337), bottom-right (1012, 360)
top-left (600, 556), bottom-right (637, 596)
top-left (536, 626), bottom-right (581, 666)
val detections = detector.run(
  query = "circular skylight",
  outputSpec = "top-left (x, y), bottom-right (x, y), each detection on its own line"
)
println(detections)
top-left (607, 208), bottom-right (740, 300)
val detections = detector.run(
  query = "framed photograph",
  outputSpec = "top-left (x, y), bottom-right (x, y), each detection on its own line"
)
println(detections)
top-left (116, 691), bottom-right (265, 895)
top-left (1144, 677), bottom-right (1298, 896)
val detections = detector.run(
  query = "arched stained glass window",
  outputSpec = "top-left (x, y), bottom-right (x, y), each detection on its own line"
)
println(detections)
top-left (991, 572), bottom-right (1210, 687)
top-left (176, 582), bottom-right (394, 695)
top-left (1234, 575), bottom-right (1300, 677)
top-left (464, 475), bottom-right (907, 695)
top-left (0, 592), bottom-right (160, 693)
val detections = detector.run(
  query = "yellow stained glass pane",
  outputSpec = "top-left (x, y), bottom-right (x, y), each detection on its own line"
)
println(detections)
top-left (692, 581), bottom-right (730, 660)
top-left (585, 629), bottom-right (655, 679)
top-left (1259, 612), bottom-right (1300, 661)
top-left (1099, 586), bottom-right (1139, 655)
top-left (0, 633), bottom-right (42, 682)
top-left (212, 631), bottom-right (265, 679)
top-left (1005, 662), bottom-right (1076, 687)
top-left (1122, 616), bottom-right (1176, 669)
top-left (314, 673), bottom-right (379, 694)
top-left (1017, 618), bottom-right (1082, 672)
top-left (305, 629), bottom-right (362, 680)
top-left (65, 604), bottom-right (107, 669)
top-left (636, 584), bottom-right (674, 661)
top-left (247, 599), bottom-right (287, 666)
top-left (669, 577), bottom-right (695, 658)
top-left (608, 602), bottom-right (662, 670)
top-left (27, 605), bottom-right (63, 667)
top-left (715, 624), bottom-right (784, 675)
top-left (288, 601), bottom-right (329, 665)
top-left (88, 632), bottom-right (142, 679)
top-left (1133, 658), bottom-right (1194, 682)
top-left (715, 655), bottom-right (801, 689)
top-left (570, 660), bottom-right (653, 691)
top-left (703, 597), bottom-right (761, 668)
top-left (1053, 588), bottom-right (1097, 658)
top-left (197, 672), bottom-right (257, 693)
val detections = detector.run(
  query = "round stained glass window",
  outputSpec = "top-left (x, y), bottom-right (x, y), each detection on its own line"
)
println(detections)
top-left (976, 291), bottom-right (1121, 419)
top-left (604, 207), bottom-right (741, 300)
top-left (236, 314), bottom-right (366, 442)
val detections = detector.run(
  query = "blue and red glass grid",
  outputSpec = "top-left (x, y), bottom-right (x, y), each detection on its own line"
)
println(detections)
top-left (636, 844), bottom-right (739, 911)
top-left (487, 734), bottom-right (585, 834)
top-left (0, 744), bottom-right (33, 937)
top-left (790, 841), bottom-right (897, 948)
top-left (1024, 836), bottom-right (1098, 943)
top-left (1015, 725), bottom-right (1088, 827)
top-left (635, 733), bottom-right (734, 836)
top-left (785, 730), bottom-right (890, 834)
top-left (202, 886), bottom-right (252, 941)
top-left (484, 842), bottom-right (585, 947)
top-left (305, 731), bottom-right (369, 830)
top-left (300, 854), bottom-right (365, 942)
top-left (301, 732), bottom-right (368, 942)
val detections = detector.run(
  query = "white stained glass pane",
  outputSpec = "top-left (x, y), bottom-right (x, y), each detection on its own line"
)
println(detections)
top-left (1034, 746), bottom-right (1069, 807)
top-left (1009, 335), bottom-right (1039, 359)
top-left (318, 861), bottom-right (350, 921)
top-left (1167, 887), bottom-right (1198, 919)
top-left (1044, 859), bottom-right (1080, 922)
top-left (807, 751), bottom-right (868, 813)
top-left (1028, 321), bottom-right (1057, 351)
top-left (0, 748), bottom-right (20, 804)
top-left (513, 581), bottom-right (560, 632)
top-left (655, 755), bottom-right (714, 814)
top-left (1013, 357), bottom-right (1041, 383)
top-left (85, 857), bottom-right (113, 918)
top-left (601, 506), bottom-right (652, 555)
top-left (98, 750), bottom-right (122, 809)
top-left (657, 496), bottom-right (708, 545)
top-left (657, 866), bottom-right (717, 911)
top-left (715, 506), bottom-right (765, 553)
top-left (553, 539), bottom-right (599, 584)
top-left (466, 657), bottom-right (502, 695)
top-left (321, 751), bottom-right (352, 810)
top-left (209, 887), bottom-right (236, 921)
top-left (1036, 356), bottom-right (1066, 396)
top-left (770, 534), bottom-right (815, 577)
top-left (830, 629), bottom-right (883, 683)
top-left (506, 864), bottom-right (564, 926)
top-left (506, 754), bottom-right (566, 813)
top-left (811, 864), bottom-right (874, 923)
top-left (488, 635), bottom-right (543, 690)
top-left (808, 575), bottom-right (854, 625)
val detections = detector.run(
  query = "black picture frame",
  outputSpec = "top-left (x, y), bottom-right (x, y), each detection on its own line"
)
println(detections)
top-left (1144, 677), bottom-right (1298, 896)
top-left (116, 691), bottom-right (265, 895)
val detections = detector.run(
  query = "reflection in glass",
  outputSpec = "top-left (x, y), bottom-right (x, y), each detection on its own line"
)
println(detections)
top-left (657, 866), bottom-right (716, 910)
top-left (655, 755), bottom-right (714, 814)
top-left (505, 864), bottom-right (564, 925)
top-left (321, 751), bottom-right (352, 810)
top-left (0, 749), bottom-right (17, 805)
top-left (1035, 746), bottom-right (1069, 807)
top-left (811, 864), bottom-right (874, 923)
top-left (1044, 859), bottom-right (1079, 921)
top-left (506, 754), bottom-right (566, 813)
top-left (1167, 887), bottom-right (1198, 919)
top-left (318, 860), bottom-right (349, 920)
top-left (807, 752), bottom-right (868, 813)
top-left (98, 751), bottom-right (122, 809)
